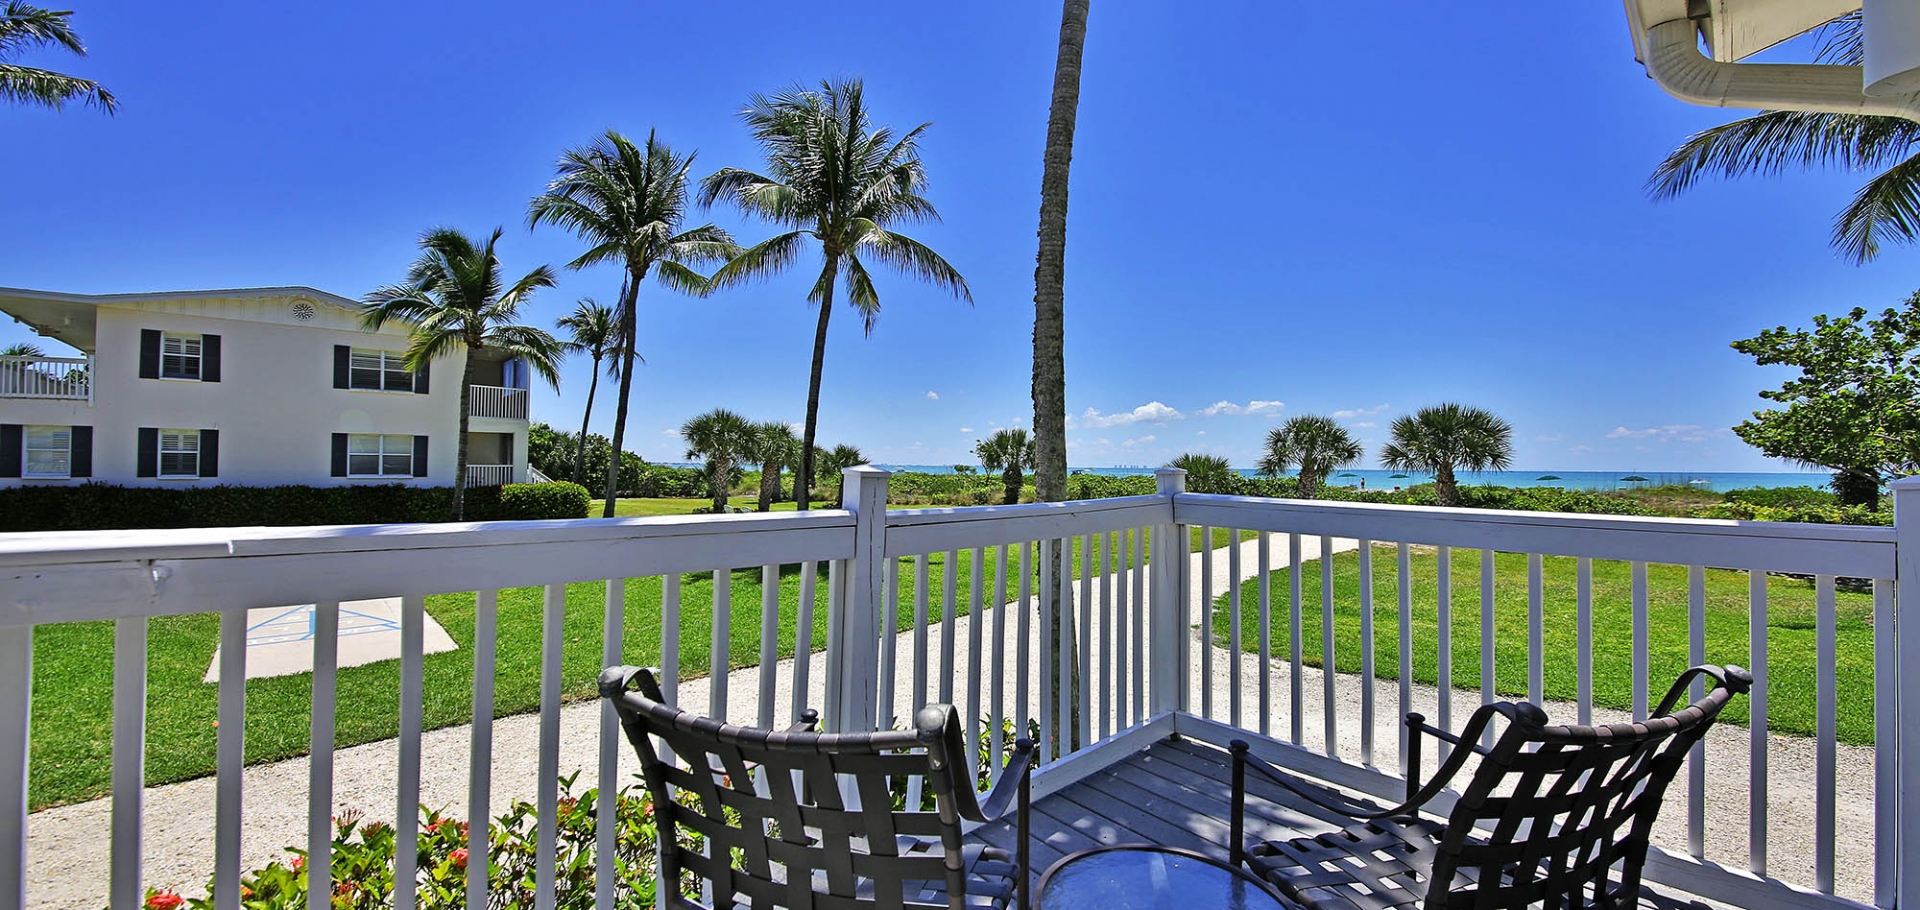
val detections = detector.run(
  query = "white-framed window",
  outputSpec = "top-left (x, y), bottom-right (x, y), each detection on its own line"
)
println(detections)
top-left (159, 429), bottom-right (200, 478)
top-left (349, 349), bottom-right (413, 392)
top-left (160, 332), bottom-right (202, 380)
top-left (348, 433), bottom-right (413, 477)
top-left (23, 426), bottom-right (71, 479)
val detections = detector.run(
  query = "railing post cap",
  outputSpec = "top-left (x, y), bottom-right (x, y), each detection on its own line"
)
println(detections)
top-left (844, 464), bottom-right (891, 479)
top-left (1889, 475), bottom-right (1920, 491)
top-left (1155, 467), bottom-right (1187, 494)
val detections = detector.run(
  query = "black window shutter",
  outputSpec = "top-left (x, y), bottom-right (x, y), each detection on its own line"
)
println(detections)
top-left (333, 345), bottom-right (350, 390)
top-left (139, 330), bottom-right (161, 380)
top-left (70, 426), bottom-right (92, 478)
top-left (200, 334), bottom-right (221, 383)
top-left (199, 429), bottom-right (219, 478)
top-left (413, 358), bottom-right (430, 394)
top-left (412, 435), bottom-right (429, 477)
top-left (136, 428), bottom-right (158, 478)
top-left (0, 425), bottom-right (20, 478)
top-left (331, 433), bottom-right (348, 477)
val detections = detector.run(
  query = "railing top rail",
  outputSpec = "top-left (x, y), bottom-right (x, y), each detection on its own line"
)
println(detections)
top-left (0, 354), bottom-right (88, 364)
top-left (883, 494), bottom-right (1170, 556)
top-left (883, 493), bottom-right (1167, 528)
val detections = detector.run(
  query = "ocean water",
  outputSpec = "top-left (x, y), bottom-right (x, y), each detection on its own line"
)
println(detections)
top-left (871, 465), bottom-right (1832, 495)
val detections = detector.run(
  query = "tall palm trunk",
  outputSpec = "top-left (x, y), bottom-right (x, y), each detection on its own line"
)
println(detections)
top-left (798, 260), bottom-right (839, 511)
top-left (758, 460), bottom-right (780, 511)
top-left (1032, 0), bottom-right (1090, 755)
top-left (1002, 467), bottom-right (1022, 505)
top-left (453, 350), bottom-right (477, 521)
top-left (1435, 466), bottom-right (1459, 507)
top-left (571, 354), bottom-right (601, 485)
top-left (601, 272), bottom-right (644, 516)
top-left (710, 459), bottom-right (730, 513)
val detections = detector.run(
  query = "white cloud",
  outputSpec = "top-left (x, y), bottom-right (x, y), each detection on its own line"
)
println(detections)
top-left (1246, 400), bottom-right (1284, 416)
top-left (1069, 401), bottom-right (1184, 429)
top-left (925, 391), bottom-right (939, 400)
top-left (1332, 404), bottom-right (1391, 419)
top-left (1196, 430), bottom-right (1207, 436)
top-left (1195, 399), bottom-right (1284, 418)
top-left (959, 427), bottom-right (973, 434)
top-left (1352, 421), bottom-right (1376, 428)
top-left (661, 428), bottom-right (681, 439)
top-left (1569, 444), bottom-right (1594, 454)
top-left (1121, 434), bottom-right (1157, 448)
top-left (1605, 424), bottom-right (1725, 444)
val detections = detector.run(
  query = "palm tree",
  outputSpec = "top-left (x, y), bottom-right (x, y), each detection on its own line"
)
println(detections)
top-left (361, 227), bottom-right (565, 520)
top-left (0, 343), bottom-right (42, 357)
top-left (1032, 0), bottom-right (1090, 510)
top-left (1, 2), bottom-right (115, 113)
top-left (1379, 404), bottom-right (1513, 508)
top-left (1257, 416), bottom-right (1363, 500)
top-left (681, 409), bottom-right (756, 514)
top-left (1646, 14), bottom-right (1920, 263)
top-left (1167, 452), bottom-right (1234, 494)
top-left (974, 428), bottom-right (1036, 505)
top-left (701, 77), bottom-right (971, 510)
top-left (814, 443), bottom-right (867, 505)
top-left (529, 130), bottom-right (736, 517)
top-left (554, 297), bottom-right (621, 486)
top-left (746, 421), bottom-right (799, 512)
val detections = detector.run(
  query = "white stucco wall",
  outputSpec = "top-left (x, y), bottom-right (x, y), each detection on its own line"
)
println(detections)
top-left (0, 292), bottom-right (530, 488)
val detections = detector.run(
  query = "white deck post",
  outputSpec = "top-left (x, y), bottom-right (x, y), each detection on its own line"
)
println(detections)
top-left (1151, 468), bottom-right (1188, 716)
top-left (826, 466), bottom-right (890, 733)
top-left (1893, 476), bottom-right (1920, 910)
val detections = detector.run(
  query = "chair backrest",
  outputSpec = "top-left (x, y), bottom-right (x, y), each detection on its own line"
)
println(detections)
top-left (599, 665), bottom-right (984, 910)
top-left (1426, 664), bottom-right (1751, 910)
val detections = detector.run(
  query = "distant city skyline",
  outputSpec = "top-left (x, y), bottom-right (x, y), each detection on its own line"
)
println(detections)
top-left (6, 3), bottom-right (1912, 472)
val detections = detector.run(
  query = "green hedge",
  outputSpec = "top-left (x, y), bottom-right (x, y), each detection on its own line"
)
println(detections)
top-left (0, 481), bottom-right (591, 533)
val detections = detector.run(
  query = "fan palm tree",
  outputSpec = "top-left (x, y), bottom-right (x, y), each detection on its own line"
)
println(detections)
top-left (1379, 404), bottom-right (1513, 507)
top-left (681, 408), bottom-right (756, 514)
top-left (1647, 14), bottom-right (1920, 263)
top-left (361, 227), bottom-right (565, 521)
top-left (746, 420), bottom-right (799, 512)
top-left (1257, 416), bottom-right (1364, 500)
top-left (1032, 0), bottom-right (1089, 510)
top-left (701, 77), bottom-right (971, 510)
top-left (974, 428), bottom-right (1036, 505)
top-left (529, 129), bottom-right (736, 516)
top-left (814, 443), bottom-right (867, 505)
top-left (1, 343), bottom-right (42, 357)
top-left (1167, 452), bottom-right (1234, 494)
top-left (554, 297), bottom-right (622, 486)
top-left (2, 2), bottom-right (115, 113)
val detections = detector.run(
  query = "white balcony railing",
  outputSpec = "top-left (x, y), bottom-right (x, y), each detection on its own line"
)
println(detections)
top-left (468, 384), bottom-right (527, 420)
top-left (465, 463), bottom-right (513, 487)
top-left (0, 355), bottom-right (90, 402)
top-left (0, 469), bottom-right (1913, 910)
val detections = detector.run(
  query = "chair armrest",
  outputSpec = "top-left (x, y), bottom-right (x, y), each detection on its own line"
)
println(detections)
top-left (786, 708), bottom-right (821, 734)
top-left (1407, 717), bottom-right (1491, 757)
top-left (978, 738), bottom-right (1036, 821)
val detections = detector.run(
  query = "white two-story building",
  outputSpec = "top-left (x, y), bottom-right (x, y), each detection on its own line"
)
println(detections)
top-left (0, 286), bottom-right (533, 488)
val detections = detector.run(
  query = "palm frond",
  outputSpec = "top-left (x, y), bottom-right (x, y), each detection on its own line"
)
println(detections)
top-left (711, 231), bottom-right (809, 289)
top-left (855, 227), bottom-right (971, 302)
top-left (1648, 110), bottom-right (1920, 201)
top-left (1833, 152), bottom-right (1920, 264)
top-left (0, 63), bottom-right (113, 112)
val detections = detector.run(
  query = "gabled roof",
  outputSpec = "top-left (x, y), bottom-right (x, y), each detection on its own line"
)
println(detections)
top-left (0, 286), bottom-right (371, 353)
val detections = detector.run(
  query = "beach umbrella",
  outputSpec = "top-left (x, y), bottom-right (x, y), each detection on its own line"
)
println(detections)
top-left (1337, 472), bottom-right (1358, 477)
top-left (1536, 474), bottom-right (1562, 481)
top-left (1621, 475), bottom-right (1649, 483)
top-left (1389, 473), bottom-right (1409, 479)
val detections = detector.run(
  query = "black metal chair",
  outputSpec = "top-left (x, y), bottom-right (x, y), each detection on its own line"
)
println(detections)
top-left (600, 666), bottom-right (1036, 910)
top-left (1229, 664), bottom-right (1752, 910)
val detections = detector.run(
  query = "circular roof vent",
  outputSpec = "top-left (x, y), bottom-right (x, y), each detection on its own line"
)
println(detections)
top-left (290, 301), bottom-right (317, 321)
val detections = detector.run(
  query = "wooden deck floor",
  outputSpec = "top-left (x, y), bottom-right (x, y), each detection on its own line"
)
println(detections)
top-left (968, 735), bottom-right (1709, 910)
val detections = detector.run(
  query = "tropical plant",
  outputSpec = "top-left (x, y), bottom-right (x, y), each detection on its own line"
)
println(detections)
top-left (681, 408), bottom-right (756, 513)
top-left (1, 2), bottom-right (114, 113)
top-left (529, 130), bottom-right (735, 516)
top-left (1257, 416), bottom-right (1364, 500)
top-left (1646, 14), bottom-right (1920, 263)
top-left (701, 77), bottom-right (970, 510)
top-left (1, 342), bottom-right (43, 357)
top-left (1166, 452), bottom-right (1235, 494)
top-left (554, 297), bottom-right (621, 486)
top-left (361, 227), bottom-right (565, 520)
top-left (974, 428), bottom-right (1036, 505)
top-left (745, 420), bottom-right (799, 511)
top-left (1379, 404), bottom-right (1514, 507)
top-left (814, 443), bottom-right (867, 505)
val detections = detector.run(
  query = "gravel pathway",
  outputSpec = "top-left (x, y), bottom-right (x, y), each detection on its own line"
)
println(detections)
top-left (24, 536), bottom-right (1876, 908)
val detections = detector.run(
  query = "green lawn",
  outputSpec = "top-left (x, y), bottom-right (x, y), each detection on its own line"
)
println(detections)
top-left (30, 518), bottom-right (1231, 809)
top-left (1213, 546), bottom-right (1875, 744)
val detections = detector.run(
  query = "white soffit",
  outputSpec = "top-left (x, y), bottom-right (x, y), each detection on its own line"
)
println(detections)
top-left (1697, 0), bottom-right (1861, 62)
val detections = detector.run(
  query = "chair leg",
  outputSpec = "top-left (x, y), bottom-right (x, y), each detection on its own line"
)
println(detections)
top-left (1018, 761), bottom-right (1031, 910)
top-left (1230, 740), bottom-right (1249, 866)
top-left (1404, 712), bottom-right (1425, 804)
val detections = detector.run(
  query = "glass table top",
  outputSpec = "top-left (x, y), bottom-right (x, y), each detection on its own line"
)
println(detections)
top-left (1035, 845), bottom-right (1292, 910)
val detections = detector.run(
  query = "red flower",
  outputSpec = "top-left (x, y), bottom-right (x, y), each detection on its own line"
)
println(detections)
top-left (291, 855), bottom-right (305, 872)
top-left (450, 848), bottom-right (469, 870)
top-left (145, 891), bottom-right (186, 910)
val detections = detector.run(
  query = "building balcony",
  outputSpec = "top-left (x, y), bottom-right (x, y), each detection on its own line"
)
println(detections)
top-left (0, 355), bottom-right (90, 402)
top-left (467, 384), bottom-right (526, 420)
top-left (464, 463), bottom-right (513, 487)
top-left (1, 468), bottom-right (1909, 909)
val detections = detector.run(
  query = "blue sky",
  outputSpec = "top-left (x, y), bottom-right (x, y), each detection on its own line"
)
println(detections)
top-left (4, 2), bottom-right (1911, 472)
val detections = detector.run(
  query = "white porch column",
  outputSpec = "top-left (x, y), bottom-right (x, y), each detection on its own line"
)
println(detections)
top-left (1150, 468), bottom-right (1188, 715)
top-left (825, 466), bottom-right (890, 733)
top-left (1893, 476), bottom-right (1920, 910)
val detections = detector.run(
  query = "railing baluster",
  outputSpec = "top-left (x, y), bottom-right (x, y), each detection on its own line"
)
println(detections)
top-left (1289, 533), bottom-right (1304, 745)
top-left (662, 576), bottom-right (682, 712)
top-left (989, 545), bottom-right (1009, 787)
top-left (215, 607), bottom-right (247, 910)
top-left (1397, 543), bottom-right (1412, 771)
top-left (1358, 540), bottom-right (1375, 767)
top-left (0, 624), bottom-right (28, 910)
top-left (1131, 528), bottom-right (1146, 726)
top-left (598, 580), bottom-right (626, 910)
top-left (1077, 535), bottom-right (1093, 746)
top-left (1039, 539), bottom-right (1055, 759)
top-left (111, 616), bottom-right (148, 910)
top-left (308, 602), bottom-right (339, 910)
top-left (712, 569), bottom-right (731, 721)
top-left (1117, 531), bottom-right (1131, 727)
top-left (1686, 565), bottom-right (1706, 862)
top-left (880, 559), bottom-right (898, 729)
top-left (1059, 537), bottom-right (1075, 747)
top-left (1527, 553), bottom-right (1544, 706)
top-left (942, 550), bottom-right (959, 707)
top-left (1874, 577), bottom-right (1895, 908)
top-left (1257, 532), bottom-right (1272, 737)
top-left (1632, 562), bottom-right (1649, 722)
top-left (1200, 526), bottom-right (1215, 721)
top-left (1479, 549), bottom-right (1495, 750)
top-left (794, 562), bottom-right (817, 723)
top-left (914, 553), bottom-right (931, 715)
top-left (1815, 573), bottom-right (1837, 891)
top-left (1435, 546), bottom-right (1452, 761)
top-left (1228, 529), bottom-right (1243, 728)
top-left (1748, 570), bottom-right (1768, 880)
top-left (967, 546), bottom-right (986, 776)
top-left (1100, 533), bottom-right (1113, 740)
top-left (1576, 558), bottom-right (1592, 725)
top-left (396, 594), bottom-right (426, 910)
top-left (1321, 534), bottom-right (1338, 758)
top-left (759, 565), bottom-right (780, 730)
top-left (468, 590), bottom-right (498, 909)
top-left (1016, 542), bottom-right (1033, 756)
top-left (533, 586), bottom-right (564, 910)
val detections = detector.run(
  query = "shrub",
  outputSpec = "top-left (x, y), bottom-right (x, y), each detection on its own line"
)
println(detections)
top-left (1699, 501), bottom-right (1892, 526)
top-left (482, 482), bottom-right (591, 521)
top-left (1723, 486), bottom-right (1839, 508)
top-left (629, 464), bottom-right (708, 498)
top-left (0, 482), bottom-right (591, 533)
top-left (1065, 473), bottom-right (1159, 499)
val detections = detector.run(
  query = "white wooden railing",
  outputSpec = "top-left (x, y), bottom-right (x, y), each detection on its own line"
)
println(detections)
top-left (0, 355), bottom-right (90, 402)
top-left (0, 467), bottom-right (1915, 910)
top-left (468, 385), bottom-right (527, 420)
top-left (465, 463), bottom-right (513, 487)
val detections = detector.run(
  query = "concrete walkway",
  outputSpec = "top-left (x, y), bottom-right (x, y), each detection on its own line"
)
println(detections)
top-left (24, 536), bottom-right (1876, 908)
